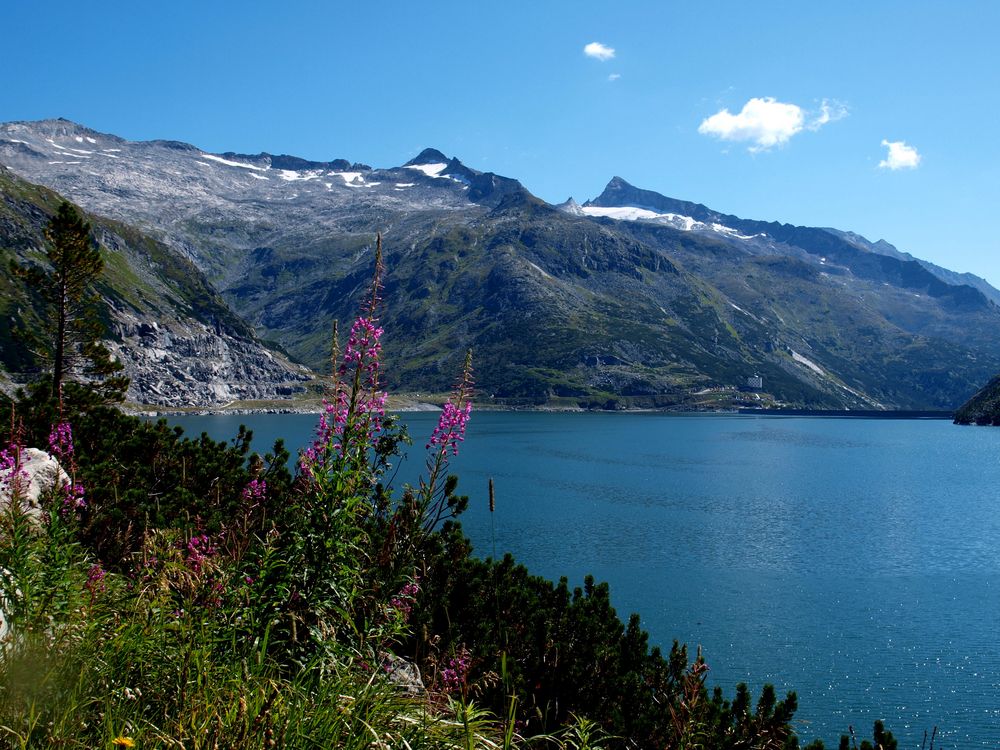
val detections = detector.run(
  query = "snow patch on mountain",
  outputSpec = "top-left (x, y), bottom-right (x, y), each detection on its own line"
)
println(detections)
top-left (278, 169), bottom-right (322, 182)
top-left (581, 205), bottom-right (705, 230)
top-left (405, 162), bottom-right (448, 178)
top-left (791, 350), bottom-right (825, 376)
top-left (581, 205), bottom-right (767, 241)
top-left (200, 153), bottom-right (266, 171)
top-left (711, 223), bottom-right (762, 240)
top-left (331, 171), bottom-right (363, 184)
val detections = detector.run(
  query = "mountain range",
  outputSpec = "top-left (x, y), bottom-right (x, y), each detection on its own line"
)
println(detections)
top-left (2, 117), bottom-right (999, 410)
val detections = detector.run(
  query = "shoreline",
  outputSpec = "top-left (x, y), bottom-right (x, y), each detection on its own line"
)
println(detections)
top-left (127, 399), bottom-right (956, 420)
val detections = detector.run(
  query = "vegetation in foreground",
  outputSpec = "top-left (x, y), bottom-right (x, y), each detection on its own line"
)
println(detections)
top-left (0, 222), bottom-right (904, 748)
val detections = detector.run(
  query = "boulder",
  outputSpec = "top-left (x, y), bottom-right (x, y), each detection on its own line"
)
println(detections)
top-left (381, 652), bottom-right (425, 696)
top-left (0, 448), bottom-right (69, 524)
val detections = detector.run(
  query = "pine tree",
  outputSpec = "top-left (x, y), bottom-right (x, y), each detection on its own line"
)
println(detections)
top-left (12, 201), bottom-right (128, 403)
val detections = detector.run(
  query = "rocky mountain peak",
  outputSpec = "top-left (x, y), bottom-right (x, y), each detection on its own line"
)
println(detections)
top-left (556, 197), bottom-right (584, 215)
top-left (585, 177), bottom-right (721, 225)
top-left (405, 147), bottom-right (450, 166)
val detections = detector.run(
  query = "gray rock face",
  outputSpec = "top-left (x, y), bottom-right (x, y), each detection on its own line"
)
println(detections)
top-left (108, 313), bottom-right (310, 407)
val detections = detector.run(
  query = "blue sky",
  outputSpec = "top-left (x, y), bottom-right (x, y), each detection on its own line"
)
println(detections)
top-left (5, 1), bottom-right (1000, 285)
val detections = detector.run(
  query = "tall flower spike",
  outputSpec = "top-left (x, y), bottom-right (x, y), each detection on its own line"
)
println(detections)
top-left (364, 233), bottom-right (384, 318)
top-left (328, 319), bottom-right (340, 398)
top-left (426, 350), bottom-right (474, 457)
top-left (300, 235), bottom-right (388, 475)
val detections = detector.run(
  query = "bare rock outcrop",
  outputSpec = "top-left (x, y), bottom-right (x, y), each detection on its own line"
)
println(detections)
top-left (108, 311), bottom-right (311, 407)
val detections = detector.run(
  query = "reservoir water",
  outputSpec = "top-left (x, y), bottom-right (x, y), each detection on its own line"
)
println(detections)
top-left (166, 411), bottom-right (1000, 748)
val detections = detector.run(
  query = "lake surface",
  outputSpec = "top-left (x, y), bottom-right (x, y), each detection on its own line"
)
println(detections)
top-left (166, 411), bottom-right (1000, 748)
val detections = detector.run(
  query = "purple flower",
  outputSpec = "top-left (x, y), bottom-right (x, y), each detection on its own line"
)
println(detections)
top-left (389, 579), bottom-right (421, 619)
top-left (241, 478), bottom-right (267, 504)
top-left (440, 649), bottom-right (471, 692)
top-left (0, 443), bottom-right (28, 498)
top-left (426, 400), bottom-right (473, 457)
top-left (84, 563), bottom-right (107, 600)
top-left (62, 482), bottom-right (86, 512)
top-left (48, 421), bottom-right (75, 462)
top-left (299, 318), bottom-right (387, 473)
top-left (182, 533), bottom-right (218, 574)
top-left (426, 352), bottom-right (474, 458)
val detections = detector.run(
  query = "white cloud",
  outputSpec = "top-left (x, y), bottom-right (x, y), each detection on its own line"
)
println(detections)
top-left (807, 99), bottom-right (849, 130)
top-left (879, 139), bottom-right (921, 170)
top-left (698, 97), bottom-right (805, 151)
top-left (584, 42), bottom-right (615, 61)
top-left (608, 73), bottom-right (621, 82)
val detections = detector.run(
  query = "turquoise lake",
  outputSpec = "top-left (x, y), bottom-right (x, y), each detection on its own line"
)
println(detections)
top-left (166, 411), bottom-right (1000, 748)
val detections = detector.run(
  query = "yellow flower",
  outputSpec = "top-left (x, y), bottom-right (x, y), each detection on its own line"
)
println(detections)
top-left (112, 738), bottom-right (135, 748)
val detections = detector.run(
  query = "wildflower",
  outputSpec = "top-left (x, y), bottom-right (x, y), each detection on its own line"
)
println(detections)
top-left (62, 482), bottom-right (86, 512)
top-left (241, 478), bottom-right (267, 505)
top-left (0, 443), bottom-right (28, 499)
top-left (111, 737), bottom-right (135, 748)
top-left (440, 648), bottom-right (471, 692)
top-left (426, 350), bottom-right (474, 457)
top-left (300, 235), bottom-right (387, 476)
top-left (44, 420), bottom-right (87, 514)
top-left (389, 579), bottom-right (421, 619)
top-left (47, 421), bottom-right (75, 462)
top-left (84, 563), bottom-right (107, 601)
top-left (182, 533), bottom-right (217, 574)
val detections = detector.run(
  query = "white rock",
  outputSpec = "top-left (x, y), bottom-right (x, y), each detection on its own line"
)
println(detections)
top-left (1, 448), bottom-right (70, 525)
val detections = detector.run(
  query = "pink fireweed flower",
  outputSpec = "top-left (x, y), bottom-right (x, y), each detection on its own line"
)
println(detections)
top-left (84, 562), bottom-right (107, 600)
top-left (241, 478), bottom-right (267, 505)
top-left (299, 234), bottom-right (391, 478)
top-left (183, 533), bottom-right (218, 574)
top-left (440, 648), bottom-right (471, 692)
top-left (47, 421), bottom-right (86, 515)
top-left (426, 351), bottom-right (474, 458)
top-left (0, 444), bottom-right (18, 491)
top-left (389, 579), bottom-right (421, 619)
top-left (426, 400), bottom-right (473, 457)
top-left (47, 421), bottom-right (75, 462)
top-left (300, 317), bottom-right (387, 471)
top-left (0, 443), bottom-right (30, 500)
top-left (62, 482), bottom-right (86, 512)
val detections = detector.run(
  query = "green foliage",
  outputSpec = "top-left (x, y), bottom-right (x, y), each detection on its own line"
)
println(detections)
top-left (9, 201), bottom-right (128, 402)
top-left (1, 388), bottom-right (291, 566)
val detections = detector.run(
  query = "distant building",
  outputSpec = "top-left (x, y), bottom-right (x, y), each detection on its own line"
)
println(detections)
top-left (746, 374), bottom-right (763, 391)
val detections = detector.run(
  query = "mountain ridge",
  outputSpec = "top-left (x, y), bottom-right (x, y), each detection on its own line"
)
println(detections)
top-left (2, 118), bottom-right (999, 410)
